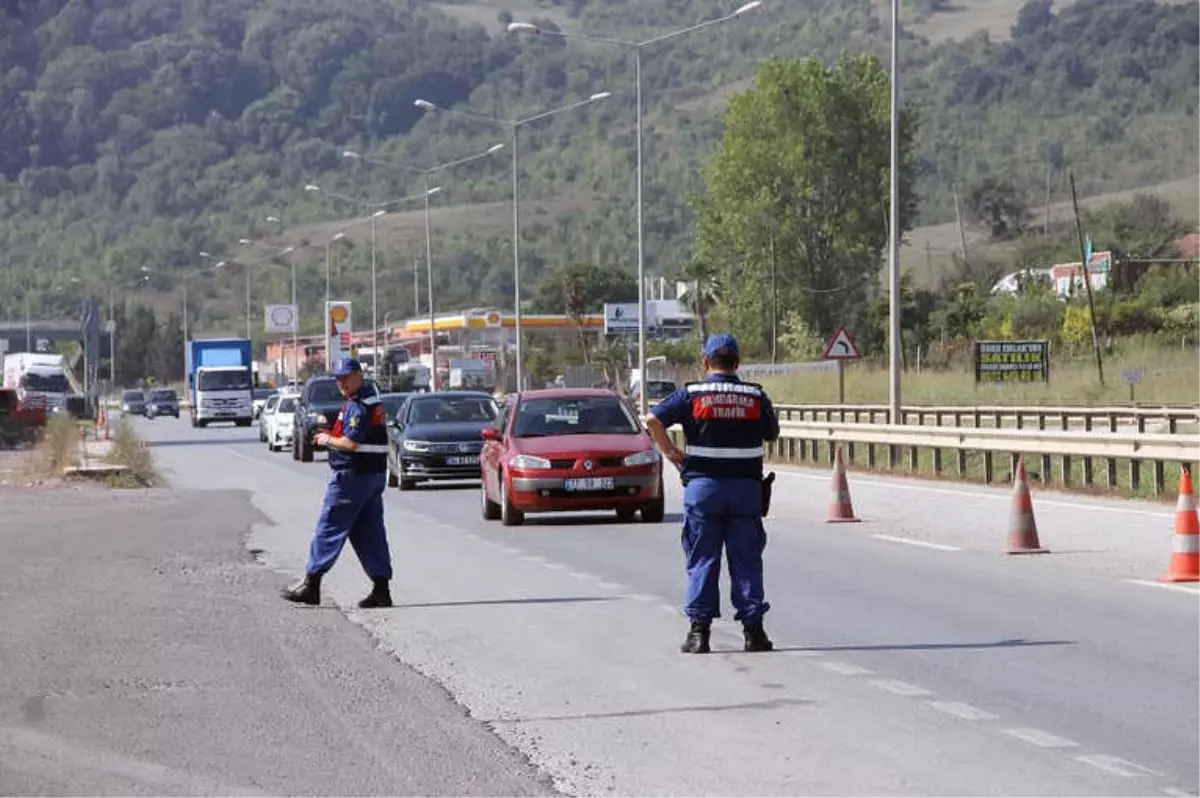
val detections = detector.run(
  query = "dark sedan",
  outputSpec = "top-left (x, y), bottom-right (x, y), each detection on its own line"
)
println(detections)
top-left (387, 391), bottom-right (498, 491)
top-left (145, 388), bottom-right (180, 418)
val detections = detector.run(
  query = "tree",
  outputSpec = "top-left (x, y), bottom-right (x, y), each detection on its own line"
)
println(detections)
top-left (156, 311), bottom-right (185, 382)
top-left (966, 178), bottom-right (1031, 240)
top-left (1084, 193), bottom-right (1191, 259)
top-left (691, 55), bottom-right (919, 354)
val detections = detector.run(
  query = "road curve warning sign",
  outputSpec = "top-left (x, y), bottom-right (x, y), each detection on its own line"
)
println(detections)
top-left (822, 325), bottom-right (862, 360)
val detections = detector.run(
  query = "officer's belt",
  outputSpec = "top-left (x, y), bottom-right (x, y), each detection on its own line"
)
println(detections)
top-left (684, 444), bottom-right (764, 459)
top-left (352, 444), bottom-right (389, 454)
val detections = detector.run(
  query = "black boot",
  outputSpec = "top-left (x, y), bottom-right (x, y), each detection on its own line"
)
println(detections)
top-left (282, 572), bottom-right (321, 605)
top-left (358, 579), bottom-right (393, 608)
top-left (680, 621), bottom-right (711, 654)
top-left (743, 621), bottom-right (774, 652)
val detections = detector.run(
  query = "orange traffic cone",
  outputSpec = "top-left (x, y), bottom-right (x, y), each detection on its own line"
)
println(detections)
top-left (1160, 468), bottom-right (1199, 583)
top-left (1007, 457), bottom-right (1048, 554)
top-left (827, 446), bottom-right (860, 523)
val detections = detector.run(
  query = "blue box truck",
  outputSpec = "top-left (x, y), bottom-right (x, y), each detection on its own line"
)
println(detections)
top-left (185, 338), bottom-right (254, 428)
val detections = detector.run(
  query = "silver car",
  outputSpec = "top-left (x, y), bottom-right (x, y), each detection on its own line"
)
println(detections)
top-left (145, 388), bottom-right (180, 418)
top-left (121, 389), bottom-right (147, 416)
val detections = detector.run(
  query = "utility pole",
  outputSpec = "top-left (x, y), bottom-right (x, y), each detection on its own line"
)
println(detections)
top-left (952, 183), bottom-right (969, 266)
top-left (1068, 172), bottom-right (1104, 387)
top-left (769, 232), bottom-right (778, 364)
top-left (1043, 162), bottom-right (1052, 237)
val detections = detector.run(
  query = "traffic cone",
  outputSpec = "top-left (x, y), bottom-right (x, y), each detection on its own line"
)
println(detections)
top-left (1007, 457), bottom-right (1048, 555)
top-left (827, 446), bottom-right (861, 523)
top-left (1160, 468), bottom-right (1199, 583)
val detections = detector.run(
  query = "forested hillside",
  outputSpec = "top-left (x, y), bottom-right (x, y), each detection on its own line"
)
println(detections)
top-left (1, 0), bottom-right (1196, 334)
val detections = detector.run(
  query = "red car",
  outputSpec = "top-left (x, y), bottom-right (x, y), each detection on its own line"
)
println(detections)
top-left (480, 388), bottom-right (666, 526)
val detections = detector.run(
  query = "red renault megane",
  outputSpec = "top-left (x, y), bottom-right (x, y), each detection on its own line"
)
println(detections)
top-left (480, 388), bottom-right (666, 526)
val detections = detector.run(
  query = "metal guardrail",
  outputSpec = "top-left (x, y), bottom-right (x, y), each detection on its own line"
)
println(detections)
top-left (774, 404), bottom-right (1200, 435)
top-left (758, 420), bottom-right (1200, 497)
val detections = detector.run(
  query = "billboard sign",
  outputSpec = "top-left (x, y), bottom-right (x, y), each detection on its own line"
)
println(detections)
top-left (604, 303), bottom-right (656, 335)
top-left (265, 304), bottom-right (298, 334)
top-left (326, 301), bottom-right (352, 367)
top-left (974, 340), bottom-right (1050, 384)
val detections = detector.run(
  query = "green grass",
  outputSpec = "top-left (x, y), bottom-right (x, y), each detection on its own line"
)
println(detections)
top-left (758, 345), bottom-right (1200, 407)
top-left (102, 417), bottom-right (161, 488)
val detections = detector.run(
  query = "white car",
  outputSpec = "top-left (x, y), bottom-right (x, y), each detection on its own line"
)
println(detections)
top-left (258, 394), bottom-right (280, 443)
top-left (267, 393), bottom-right (298, 452)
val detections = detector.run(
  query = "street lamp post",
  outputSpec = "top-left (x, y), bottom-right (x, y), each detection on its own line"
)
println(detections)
top-left (887, 0), bottom-right (902, 425)
top-left (306, 186), bottom-right (439, 371)
top-left (414, 92), bottom-right (610, 393)
top-left (341, 144), bottom-right (505, 391)
top-left (508, 1), bottom-right (764, 415)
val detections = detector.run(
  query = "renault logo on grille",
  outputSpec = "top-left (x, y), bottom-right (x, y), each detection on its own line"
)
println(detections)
top-left (583, 460), bottom-right (594, 471)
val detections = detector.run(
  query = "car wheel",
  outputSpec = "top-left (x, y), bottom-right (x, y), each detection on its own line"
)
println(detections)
top-left (481, 474), bottom-right (501, 521)
top-left (615, 507), bottom-right (637, 523)
top-left (299, 437), bottom-right (314, 462)
top-left (640, 496), bottom-right (666, 523)
top-left (499, 474), bottom-right (524, 527)
top-left (259, 428), bottom-right (266, 443)
top-left (197, 419), bottom-right (208, 428)
top-left (291, 437), bottom-right (299, 460)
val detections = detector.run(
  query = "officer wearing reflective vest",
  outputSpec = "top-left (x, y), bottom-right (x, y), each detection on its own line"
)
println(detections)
top-left (282, 357), bottom-right (394, 609)
top-left (644, 334), bottom-right (780, 654)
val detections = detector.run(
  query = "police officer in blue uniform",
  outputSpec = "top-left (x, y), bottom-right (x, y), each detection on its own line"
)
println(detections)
top-left (644, 334), bottom-right (780, 654)
top-left (282, 358), bottom-right (394, 608)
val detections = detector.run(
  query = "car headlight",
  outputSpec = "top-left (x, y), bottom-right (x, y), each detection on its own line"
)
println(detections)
top-left (403, 440), bottom-right (430, 453)
top-left (305, 412), bottom-right (327, 425)
top-left (509, 454), bottom-right (551, 470)
top-left (623, 449), bottom-right (660, 467)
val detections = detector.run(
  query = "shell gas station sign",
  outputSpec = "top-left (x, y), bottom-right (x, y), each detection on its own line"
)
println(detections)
top-left (326, 301), bottom-right (352, 366)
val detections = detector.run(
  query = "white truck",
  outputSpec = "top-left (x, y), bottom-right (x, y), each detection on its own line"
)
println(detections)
top-left (2, 352), bottom-right (70, 411)
top-left (186, 338), bottom-right (255, 427)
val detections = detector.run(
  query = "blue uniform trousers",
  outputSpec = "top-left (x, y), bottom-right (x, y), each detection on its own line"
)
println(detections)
top-left (681, 477), bottom-right (770, 624)
top-left (306, 470), bottom-right (392, 580)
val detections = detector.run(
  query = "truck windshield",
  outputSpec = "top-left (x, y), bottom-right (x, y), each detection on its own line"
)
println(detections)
top-left (22, 373), bottom-right (69, 393)
top-left (198, 370), bottom-right (252, 391)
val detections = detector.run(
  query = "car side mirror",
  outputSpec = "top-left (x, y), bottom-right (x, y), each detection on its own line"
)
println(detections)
top-left (480, 427), bottom-right (500, 441)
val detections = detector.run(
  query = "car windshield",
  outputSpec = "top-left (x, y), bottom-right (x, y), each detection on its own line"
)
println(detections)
top-left (149, 390), bottom-right (176, 401)
top-left (198, 369), bottom-right (252, 391)
top-left (407, 396), bottom-right (497, 425)
top-left (23, 373), bottom-right (70, 393)
top-left (380, 394), bottom-right (408, 418)
top-left (513, 396), bottom-right (639, 437)
top-left (308, 380), bottom-right (342, 403)
top-left (253, 388), bottom-right (273, 400)
top-left (277, 397), bottom-right (297, 413)
top-left (122, 390), bottom-right (144, 401)
top-left (646, 380), bottom-right (676, 399)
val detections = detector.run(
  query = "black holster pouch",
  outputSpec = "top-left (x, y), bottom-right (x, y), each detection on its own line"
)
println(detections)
top-left (761, 471), bottom-right (776, 518)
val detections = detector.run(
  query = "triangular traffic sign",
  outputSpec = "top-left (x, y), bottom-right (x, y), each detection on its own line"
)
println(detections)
top-left (822, 325), bottom-right (862, 360)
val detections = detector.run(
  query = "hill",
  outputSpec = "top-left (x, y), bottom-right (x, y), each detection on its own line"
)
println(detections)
top-left (0, 0), bottom-right (1196, 334)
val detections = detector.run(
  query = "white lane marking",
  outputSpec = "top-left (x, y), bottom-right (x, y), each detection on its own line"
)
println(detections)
top-left (871, 534), bottom-right (963, 552)
top-left (1126, 579), bottom-right (1200, 596)
top-left (566, 571), bottom-right (593, 581)
top-left (497, 545), bottom-right (520, 555)
top-left (819, 661), bottom-right (873, 676)
top-left (774, 470), bottom-right (1173, 518)
top-left (1162, 787), bottom-right (1196, 796)
top-left (1075, 754), bottom-right (1163, 777)
top-left (1002, 728), bottom-right (1078, 748)
top-left (659, 605), bottom-right (679, 615)
top-left (926, 701), bottom-right (999, 721)
top-left (867, 679), bottom-right (932, 697)
top-left (628, 593), bottom-right (660, 603)
top-left (522, 555), bottom-right (547, 564)
top-left (543, 562), bottom-right (566, 572)
top-left (596, 581), bottom-right (628, 591)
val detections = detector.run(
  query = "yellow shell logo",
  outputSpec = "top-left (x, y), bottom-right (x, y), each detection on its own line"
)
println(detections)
top-left (330, 306), bottom-right (349, 324)
top-left (485, 311), bottom-right (501, 325)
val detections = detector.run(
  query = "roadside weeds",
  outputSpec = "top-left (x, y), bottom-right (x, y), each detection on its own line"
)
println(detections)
top-left (102, 416), bottom-right (161, 488)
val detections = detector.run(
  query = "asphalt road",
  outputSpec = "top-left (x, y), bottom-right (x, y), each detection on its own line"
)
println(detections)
top-left (132, 415), bottom-right (1198, 797)
top-left (0, 481), bottom-right (555, 796)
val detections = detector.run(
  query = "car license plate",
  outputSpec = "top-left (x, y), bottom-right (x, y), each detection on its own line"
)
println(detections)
top-left (446, 455), bottom-right (478, 466)
top-left (564, 477), bottom-right (615, 491)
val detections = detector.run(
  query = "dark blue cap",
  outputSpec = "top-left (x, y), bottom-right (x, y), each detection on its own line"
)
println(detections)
top-left (332, 357), bottom-right (362, 377)
top-left (704, 333), bottom-right (740, 359)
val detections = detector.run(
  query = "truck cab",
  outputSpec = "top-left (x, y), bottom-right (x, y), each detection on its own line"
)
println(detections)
top-left (2, 353), bottom-right (70, 413)
top-left (187, 338), bottom-right (255, 428)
